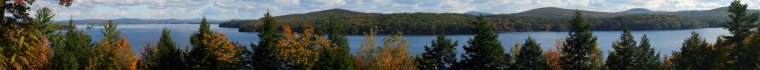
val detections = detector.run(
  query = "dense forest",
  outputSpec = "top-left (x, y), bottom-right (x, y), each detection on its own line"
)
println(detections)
top-left (219, 6), bottom-right (752, 35)
top-left (6, 0), bottom-right (760, 70)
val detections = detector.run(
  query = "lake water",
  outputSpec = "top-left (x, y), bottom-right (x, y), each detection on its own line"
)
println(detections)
top-left (77, 24), bottom-right (730, 56)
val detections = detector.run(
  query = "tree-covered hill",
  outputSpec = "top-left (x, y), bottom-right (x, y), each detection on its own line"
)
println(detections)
top-left (220, 7), bottom-right (755, 35)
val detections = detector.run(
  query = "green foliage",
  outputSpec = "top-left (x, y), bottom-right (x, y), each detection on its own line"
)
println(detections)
top-left (560, 11), bottom-right (603, 70)
top-left (605, 28), bottom-right (638, 69)
top-left (142, 28), bottom-right (186, 70)
top-left (316, 17), bottom-right (356, 70)
top-left (455, 15), bottom-right (510, 70)
top-left (637, 35), bottom-right (663, 70)
top-left (251, 11), bottom-right (284, 69)
top-left (224, 8), bottom-right (712, 35)
top-left (50, 19), bottom-right (95, 70)
top-left (671, 32), bottom-right (718, 70)
top-left (93, 20), bottom-right (139, 70)
top-left (416, 33), bottom-right (458, 70)
top-left (723, 0), bottom-right (760, 69)
top-left (511, 37), bottom-right (549, 70)
top-left (605, 28), bottom-right (663, 70)
top-left (187, 17), bottom-right (245, 69)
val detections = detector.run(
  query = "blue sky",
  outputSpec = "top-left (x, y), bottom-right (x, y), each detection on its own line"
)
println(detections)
top-left (29, 0), bottom-right (760, 20)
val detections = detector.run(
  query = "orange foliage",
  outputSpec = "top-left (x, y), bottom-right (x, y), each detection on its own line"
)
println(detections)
top-left (0, 24), bottom-right (52, 69)
top-left (201, 33), bottom-right (238, 61)
top-left (375, 33), bottom-right (415, 70)
top-left (544, 39), bottom-right (564, 70)
top-left (353, 31), bottom-right (415, 70)
top-left (275, 25), bottom-right (329, 68)
top-left (96, 38), bottom-right (138, 70)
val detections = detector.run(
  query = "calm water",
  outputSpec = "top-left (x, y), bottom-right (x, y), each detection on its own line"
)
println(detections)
top-left (77, 24), bottom-right (730, 56)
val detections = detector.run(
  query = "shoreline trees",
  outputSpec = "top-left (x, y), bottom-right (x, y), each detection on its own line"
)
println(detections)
top-left (8, 0), bottom-right (760, 70)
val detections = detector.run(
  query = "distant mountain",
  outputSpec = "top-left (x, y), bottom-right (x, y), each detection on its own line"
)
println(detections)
top-left (55, 18), bottom-right (226, 24)
top-left (509, 7), bottom-right (618, 18)
top-left (219, 7), bottom-right (759, 34)
top-left (464, 11), bottom-right (492, 15)
top-left (618, 8), bottom-right (652, 14)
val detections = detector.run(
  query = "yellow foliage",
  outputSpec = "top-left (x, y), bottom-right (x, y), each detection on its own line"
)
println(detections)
top-left (275, 25), bottom-right (329, 69)
top-left (0, 24), bottom-right (52, 69)
top-left (95, 37), bottom-right (138, 70)
top-left (201, 33), bottom-right (238, 61)
top-left (353, 31), bottom-right (415, 70)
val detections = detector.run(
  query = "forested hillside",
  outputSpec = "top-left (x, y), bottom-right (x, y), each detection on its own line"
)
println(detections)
top-left (220, 7), bottom-right (748, 35)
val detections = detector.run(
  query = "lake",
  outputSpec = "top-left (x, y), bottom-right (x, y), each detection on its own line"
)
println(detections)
top-left (77, 24), bottom-right (730, 56)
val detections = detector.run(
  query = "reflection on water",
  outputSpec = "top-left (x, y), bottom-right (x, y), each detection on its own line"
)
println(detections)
top-left (77, 24), bottom-right (730, 55)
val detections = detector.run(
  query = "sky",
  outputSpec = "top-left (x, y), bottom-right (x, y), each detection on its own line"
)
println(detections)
top-left (29, 0), bottom-right (760, 20)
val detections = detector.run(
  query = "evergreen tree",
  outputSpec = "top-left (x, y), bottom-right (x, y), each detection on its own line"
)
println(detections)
top-left (605, 28), bottom-right (637, 69)
top-left (512, 37), bottom-right (549, 70)
top-left (187, 17), bottom-right (244, 69)
top-left (50, 19), bottom-right (95, 70)
top-left (416, 33), bottom-right (458, 70)
top-left (637, 35), bottom-right (663, 69)
top-left (316, 17), bottom-right (355, 70)
top-left (672, 32), bottom-right (714, 70)
top-left (560, 11), bottom-right (603, 70)
top-left (723, 0), bottom-right (760, 69)
top-left (252, 11), bottom-right (283, 69)
top-left (93, 20), bottom-right (139, 70)
top-left (456, 15), bottom-right (510, 70)
top-left (143, 27), bottom-right (186, 70)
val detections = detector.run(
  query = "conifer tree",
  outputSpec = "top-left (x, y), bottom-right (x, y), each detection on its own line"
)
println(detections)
top-left (560, 11), bottom-right (603, 70)
top-left (512, 37), bottom-right (549, 70)
top-left (416, 33), bottom-right (458, 70)
top-left (606, 28), bottom-right (637, 69)
top-left (637, 35), bottom-right (663, 69)
top-left (50, 19), bottom-right (95, 70)
top-left (252, 11), bottom-right (283, 69)
top-left (187, 17), bottom-right (244, 69)
top-left (143, 27), bottom-right (185, 70)
top-left (316, 17), bottom-right (355, 70)
top-left (672, 32), bottom-right (713, 70)
top-left (93, 20), bottom-right (139, 70)
top-left (456, 15), bottom-right (509, 70)
top-left (722, 0), bottom-right (760, 69)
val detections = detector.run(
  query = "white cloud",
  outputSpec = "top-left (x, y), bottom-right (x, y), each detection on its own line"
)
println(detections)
top-left (28, 0), bottom-right (759, 20)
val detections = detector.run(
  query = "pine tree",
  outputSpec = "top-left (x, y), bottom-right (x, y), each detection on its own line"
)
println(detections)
top-left (187, 17), bottom-right (244, 69)
top-left (637, 35), bottom-right (663, 69)
top-left (456, 15), bottom-right (509, 70)
top-left (143, 27), bottom-right (186, 70)
top-left (50, 19), bottom-right (95, 70)
top-left (723, 0), bottom-right (760, 69)
top-left (93, 20), bottom-right (139, 70)
top-left (316, 17), bottom-right (355, 70)
top-left (512, 37), bottom-right (549, 70)
top-left (416, 33), bottom-right (458, 70)
top-left (252, 11), bottom-right (283, 69)
top-left (0, 0), bottom-right (72, 68)
top-left (672, 32), bottom-right (713, 70)
top-left (605, 28), bottom-right (637, 69)
top-left (560, 11), bottom-right (603, 70)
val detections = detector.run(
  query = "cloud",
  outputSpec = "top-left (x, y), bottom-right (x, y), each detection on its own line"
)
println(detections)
top-left (27, 0), bottom-right (759, 20)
